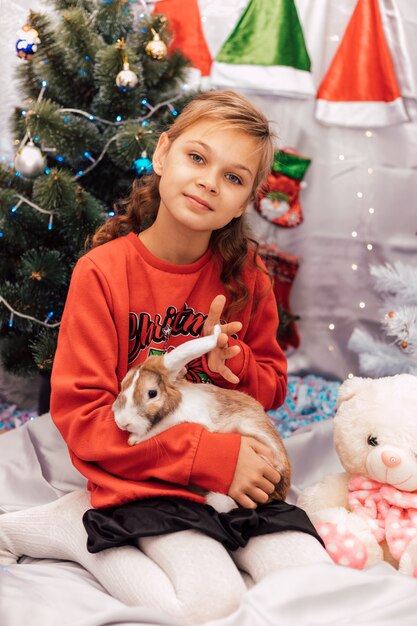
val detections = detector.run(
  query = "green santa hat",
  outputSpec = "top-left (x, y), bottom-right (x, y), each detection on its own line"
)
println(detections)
top-left (211, 0), bottom-right (315, 98)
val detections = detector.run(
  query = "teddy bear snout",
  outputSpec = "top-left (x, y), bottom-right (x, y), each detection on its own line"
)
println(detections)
top-left (381, 450), bottom-right (402, 468)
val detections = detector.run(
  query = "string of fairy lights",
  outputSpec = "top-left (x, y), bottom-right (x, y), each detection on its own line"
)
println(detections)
top-left (326, 123), bottom-right (378, 380)
top-left (0, 296), bottom-right (60, 329)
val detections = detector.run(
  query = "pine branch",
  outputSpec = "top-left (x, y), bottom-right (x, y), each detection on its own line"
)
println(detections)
top-left (52, 1), bottom-right (95, 11)
top-left (370, 262), bottom-right (417, 304)
top-left (24, 99), bottom-right (102, 164)
top-left (382, 305), bottom-right (417, 352)
top-left (0, 169), bottom-right (32, 194)
top-left (30, 327), bottom-right (59, 373)
top-left (0, 188), bottom-right (52, 251)
top-left (61, 8), bottom-right (101, 71)
top-left (348, 328), bottom-right (417, 376)
top-left (28, 12), bottom-right (89, 107)
top-left (18, 248), bottom-right (70, 288)
top-left (0, 334), bottom-right (40, 377)
top-left (94, 0), bottom-right (133, 43)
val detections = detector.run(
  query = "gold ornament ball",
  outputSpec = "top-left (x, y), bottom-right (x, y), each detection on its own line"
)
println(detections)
top-left (116, 63), bottom-right (139, 91)
top-left (145, 34), bottom-right (167, 60)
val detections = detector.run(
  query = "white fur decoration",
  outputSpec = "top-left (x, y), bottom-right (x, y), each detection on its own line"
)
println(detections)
top-left (348, 328), bottom-right (417, 377)
top-left (370, 262), bottom-right (417, 305)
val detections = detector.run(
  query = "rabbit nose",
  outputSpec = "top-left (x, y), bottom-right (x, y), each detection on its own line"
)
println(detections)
top-left (115, 417), bottom-right (131, 430)
top-left (381, 450), bottom-right (401, 468)
top-left (114, 412), bottom-right (128, 428)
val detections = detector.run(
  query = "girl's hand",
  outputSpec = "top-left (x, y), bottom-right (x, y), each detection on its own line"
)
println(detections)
top-left (203, 295), bottom-right (242, 384)
top-left (228, 436), bottom-right (281, 508)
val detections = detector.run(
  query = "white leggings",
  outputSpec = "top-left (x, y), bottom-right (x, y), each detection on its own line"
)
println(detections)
top-left (0, 490), bottom-right (330, 624)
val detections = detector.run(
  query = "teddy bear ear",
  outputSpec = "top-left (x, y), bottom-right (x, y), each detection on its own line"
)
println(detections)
top-left (336, 376), bottom-right (372, 407)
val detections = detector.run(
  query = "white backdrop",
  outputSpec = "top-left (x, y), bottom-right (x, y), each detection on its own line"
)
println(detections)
top-left (1, 0), bottom-right (417, 382)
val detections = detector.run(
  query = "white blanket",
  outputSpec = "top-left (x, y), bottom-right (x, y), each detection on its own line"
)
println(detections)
top-left (1, 415), bottom-right (417, 625)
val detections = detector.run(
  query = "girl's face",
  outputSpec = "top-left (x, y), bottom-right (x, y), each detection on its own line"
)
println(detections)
top-left (152, 120), bottom-right (261, 234)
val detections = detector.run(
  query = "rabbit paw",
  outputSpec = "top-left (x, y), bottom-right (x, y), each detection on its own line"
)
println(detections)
top-left (127, 433), bottom-right (141, 446)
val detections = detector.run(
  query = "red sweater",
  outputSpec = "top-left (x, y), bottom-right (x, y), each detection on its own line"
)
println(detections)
top-left (50, 232), bottom-right (287, 508)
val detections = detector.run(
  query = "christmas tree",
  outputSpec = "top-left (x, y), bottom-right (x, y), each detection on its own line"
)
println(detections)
top-left (349, 262), bottom-right (417, 376)
top-left (0, 0), bottom-right (193, 380)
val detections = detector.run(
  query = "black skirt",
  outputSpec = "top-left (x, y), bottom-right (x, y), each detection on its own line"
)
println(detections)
top-left (83, 497), bottom-right (324, 553)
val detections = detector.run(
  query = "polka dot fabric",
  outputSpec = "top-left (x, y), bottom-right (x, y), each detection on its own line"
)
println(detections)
top-left (348, 475), bottom-right (417, 567)
top-left (315, 521), bottom-right (367, 569)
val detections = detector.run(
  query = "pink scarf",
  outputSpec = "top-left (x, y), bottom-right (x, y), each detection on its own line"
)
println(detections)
top-left (348, 475), bottom-right (417, 560)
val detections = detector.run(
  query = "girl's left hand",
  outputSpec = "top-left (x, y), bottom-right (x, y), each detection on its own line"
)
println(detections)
top-left (203, 294), bottom-right (242, 384)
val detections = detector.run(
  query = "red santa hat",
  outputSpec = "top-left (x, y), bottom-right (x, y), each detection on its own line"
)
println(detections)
top-left (316, 0), bottom-right (410, 127)
top-left (153, 0), bottom-right (212, 77)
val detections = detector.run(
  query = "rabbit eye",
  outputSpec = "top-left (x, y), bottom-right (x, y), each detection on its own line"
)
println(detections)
top-left (148, 389), bottom-right (158, 399)
top-left (367, 435), bottom-right (378, 447)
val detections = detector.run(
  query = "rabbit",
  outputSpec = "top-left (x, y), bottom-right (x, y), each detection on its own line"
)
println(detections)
top-left (112, 325), bottom-right (291, 513)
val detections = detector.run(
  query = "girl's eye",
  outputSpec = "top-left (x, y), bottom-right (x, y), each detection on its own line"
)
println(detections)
top-left (367, 435), bottom-right (378, 447)
top-left (148, 389), bottom-right (158, 399)
top-left (190, 153), bottom-right (204, 164)
top-left (226, 173), bottom-right (242, 185)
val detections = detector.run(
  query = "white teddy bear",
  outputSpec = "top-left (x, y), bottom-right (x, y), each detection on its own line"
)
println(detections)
top-left (298, 373), bottom-right (417, 576)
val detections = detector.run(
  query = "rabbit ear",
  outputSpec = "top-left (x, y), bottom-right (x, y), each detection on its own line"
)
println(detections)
top-left (163, 325), bottom-right (221, 378)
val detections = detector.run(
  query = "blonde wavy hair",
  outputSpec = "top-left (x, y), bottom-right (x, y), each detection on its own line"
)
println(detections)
top-left (90, 90), bottom-right (275, 317)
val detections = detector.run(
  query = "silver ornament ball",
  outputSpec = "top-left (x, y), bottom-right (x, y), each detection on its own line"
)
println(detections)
top-left (116, 63), bottom-right (139, 91)
top-left (14, 142), bottom-right (46, 178)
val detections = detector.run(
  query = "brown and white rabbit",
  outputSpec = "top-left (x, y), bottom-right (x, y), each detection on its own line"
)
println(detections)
top-left (112, 325), bottom-right (291, 513)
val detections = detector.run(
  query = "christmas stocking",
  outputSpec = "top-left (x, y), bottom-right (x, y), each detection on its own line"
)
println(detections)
top-left (255, 149), bottom-right (311, 228)
top-left (259, 244), bottom-right (300, 350)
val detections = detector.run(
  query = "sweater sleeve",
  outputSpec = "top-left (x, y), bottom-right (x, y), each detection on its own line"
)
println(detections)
top-left (50, 256), bottom-right (240, 496)
top-left (201, 266), bottom-right (287, 411)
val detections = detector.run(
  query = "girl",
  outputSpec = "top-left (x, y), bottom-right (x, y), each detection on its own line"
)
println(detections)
top-left (0, 90), bottom-right (330, 624)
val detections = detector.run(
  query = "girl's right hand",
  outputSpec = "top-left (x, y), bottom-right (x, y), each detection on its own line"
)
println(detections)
top-left (228, 436), bottom-right (281, 509)
top-left (203, 294), bottom-right (242, 385)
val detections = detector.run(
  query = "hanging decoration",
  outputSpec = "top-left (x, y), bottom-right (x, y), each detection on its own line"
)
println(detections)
top-left (255, 150), bottom-right (311, 228)
top-left (153, 0), bottom-right (211, 77)
top-left (132, 151), bottom-right (153, 176)
top-left (14, 140), bottom-right (46, 178)
top-left (316, 0), bottom-right (411, 127)
top-left (115, 38), bottom-right (139, 91)
top-left (145, 28), bottom-right (168, 60)
top-left (16, 24), bottom-right (41, 61)
top-left (115, 63), bottom-right (139, 90)
top-left (259, 244), bottom-right (301, 350)
top-left (211, 0), bottom-right (314, 98)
